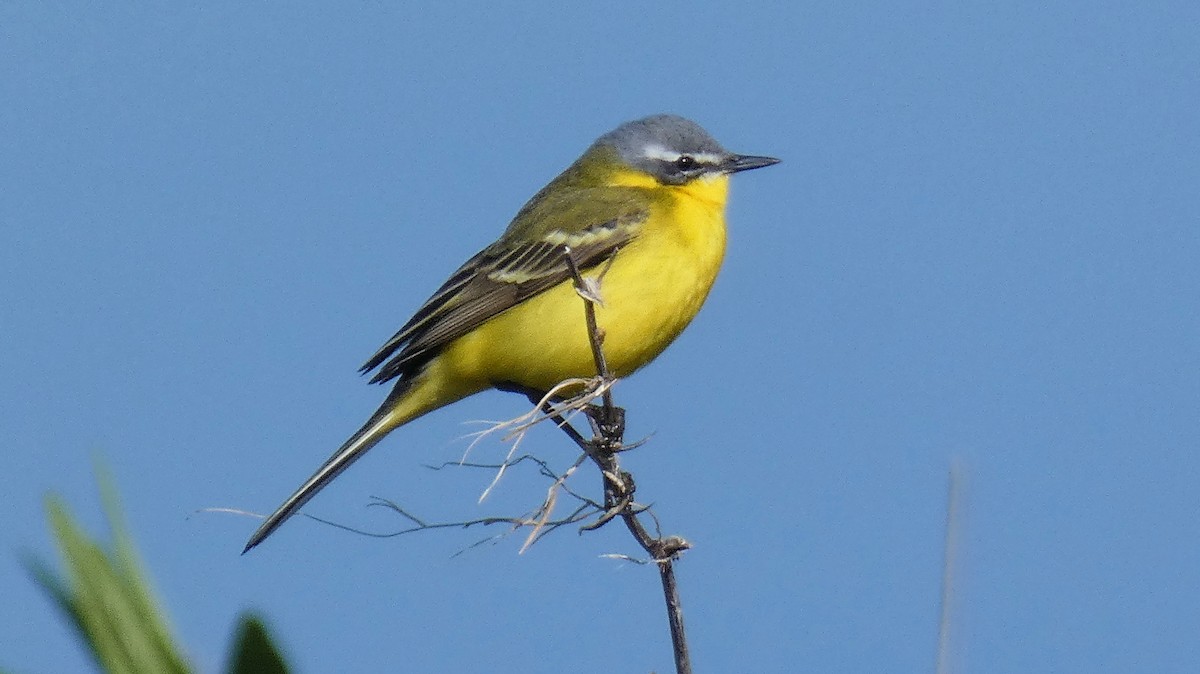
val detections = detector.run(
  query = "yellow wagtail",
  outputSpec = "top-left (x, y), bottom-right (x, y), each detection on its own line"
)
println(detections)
top-left (244, 114), bottom-right (778, 552)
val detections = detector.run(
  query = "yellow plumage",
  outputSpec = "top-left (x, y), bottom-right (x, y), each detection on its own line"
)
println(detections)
top-left (452, 172), bottom-right (730, 390)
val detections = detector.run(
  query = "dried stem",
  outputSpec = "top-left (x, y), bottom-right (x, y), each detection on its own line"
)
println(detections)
top-left (936, 461), bottom-right (965, 674)
top-left (550, 245), bottom-right (693, 674)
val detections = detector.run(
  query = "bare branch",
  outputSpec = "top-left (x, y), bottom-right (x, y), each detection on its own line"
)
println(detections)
top-left (937, 460), bottom-right (966, 674)
top-left (555, 245), bottom-right (694, 674)
top-left (300, 494), bottom-right (601, 555)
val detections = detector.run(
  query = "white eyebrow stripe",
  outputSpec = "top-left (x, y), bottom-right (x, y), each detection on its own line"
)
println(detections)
top-left (640, 144), bottom-right (723, 165)
top-left (641, 144), bottom-right (681, 162)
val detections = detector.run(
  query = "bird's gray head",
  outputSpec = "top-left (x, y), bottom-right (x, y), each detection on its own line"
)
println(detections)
top-left (594, 114), bottom-right (780, 185)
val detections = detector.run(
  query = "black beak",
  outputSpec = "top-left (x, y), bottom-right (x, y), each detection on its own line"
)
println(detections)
top-left (725, 154), bottom-right (781, 173)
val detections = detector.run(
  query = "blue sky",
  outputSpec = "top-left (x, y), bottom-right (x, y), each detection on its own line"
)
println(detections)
top-left (3, 3), bottom-right (1198, 672)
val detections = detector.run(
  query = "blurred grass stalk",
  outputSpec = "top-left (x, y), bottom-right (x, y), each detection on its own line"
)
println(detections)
top-left (22, 464), bottom-right (287, 674)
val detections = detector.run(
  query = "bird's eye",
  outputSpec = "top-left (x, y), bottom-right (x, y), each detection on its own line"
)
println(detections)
top-left (674, 155), bottom-right (696, 170)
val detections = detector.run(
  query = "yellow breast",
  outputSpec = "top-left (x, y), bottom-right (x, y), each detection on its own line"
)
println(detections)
top-left (443, 173), bottom-right (731, 393)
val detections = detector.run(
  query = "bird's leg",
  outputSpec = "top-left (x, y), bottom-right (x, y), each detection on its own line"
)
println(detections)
top-left (584, 403), bottom-right (625, 447)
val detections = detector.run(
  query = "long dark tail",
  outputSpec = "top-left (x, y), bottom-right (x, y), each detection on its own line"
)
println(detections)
top-left (242, 381), bottom-right (421, 553)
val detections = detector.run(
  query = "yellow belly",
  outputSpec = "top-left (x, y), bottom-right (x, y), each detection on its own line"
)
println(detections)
top-left (440, 181), bottom-right (729, 393)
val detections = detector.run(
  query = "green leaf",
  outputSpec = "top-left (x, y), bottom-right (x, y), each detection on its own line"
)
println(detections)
top-left (21, 463), bottom-right (291, 674)
top-left (224, 614), bottom-right (289, 674)
top-left (27, 469), bottom-right (192, 674)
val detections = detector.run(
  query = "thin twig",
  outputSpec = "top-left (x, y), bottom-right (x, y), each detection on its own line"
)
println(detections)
top-left (301, 494), bottom-right (600, 559)
top-left (936, 461), bottom-right (965, 674)
top-left (659, 559), bottom-right (690, 673)
top-left (561, 247), bottom-right (618, 424)
top-left (555, 245), bottom-right (693, 674)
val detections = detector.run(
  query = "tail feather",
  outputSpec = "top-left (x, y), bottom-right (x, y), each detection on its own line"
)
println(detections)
top-left (243, 384), bottom-right (416, 553)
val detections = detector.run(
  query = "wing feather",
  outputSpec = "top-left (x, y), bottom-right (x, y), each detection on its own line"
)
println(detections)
top-left (360, 200), bottom-right (647, 385)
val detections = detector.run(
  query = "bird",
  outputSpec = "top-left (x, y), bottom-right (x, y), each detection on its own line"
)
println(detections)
top-left (244, 114), bottom-right (779, 552)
